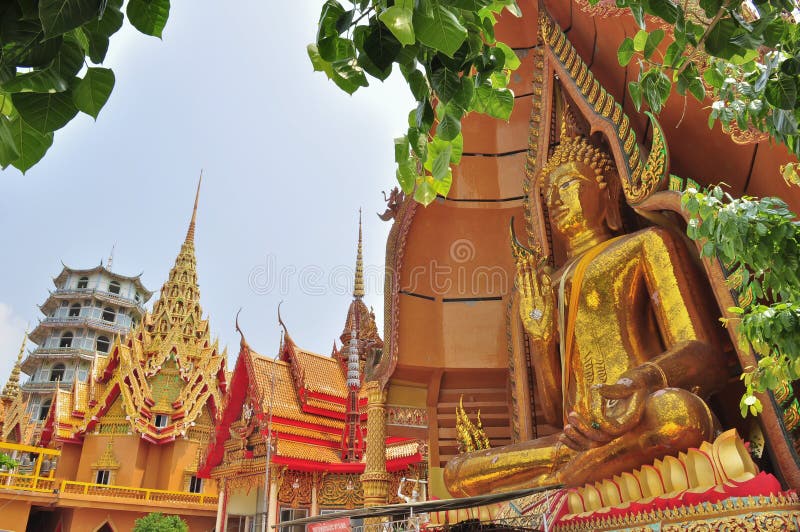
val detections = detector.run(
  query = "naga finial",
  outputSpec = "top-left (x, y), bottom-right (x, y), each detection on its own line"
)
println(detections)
top-left (456, 395), bottom-right (490, 453)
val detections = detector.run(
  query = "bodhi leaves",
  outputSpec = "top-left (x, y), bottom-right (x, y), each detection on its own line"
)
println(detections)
top-left (683, 186), bottom-right (800, 417)
top-left (309, 0), bottom-right (521, 205)
top-left (0, 0), bottom-right (170, 173)
top-left (597, 0), bottom-right (800, 162)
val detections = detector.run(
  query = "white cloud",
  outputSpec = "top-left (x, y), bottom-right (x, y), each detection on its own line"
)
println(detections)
top-left (0, 303), bottom-right (28, 386)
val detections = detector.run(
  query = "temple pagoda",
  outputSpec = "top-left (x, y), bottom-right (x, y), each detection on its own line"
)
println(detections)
top-left (201, 217), bottom-right (421, 532)
top-left (0, 178), bottom-right (229, 531)
top-left (0, 333), bottom-right (30, 443)
top-left (21, 261), bottom-right (152, 432)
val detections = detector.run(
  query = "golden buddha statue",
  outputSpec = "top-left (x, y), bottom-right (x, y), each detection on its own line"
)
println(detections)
top-left (443, 134), bottom-right (728, 497)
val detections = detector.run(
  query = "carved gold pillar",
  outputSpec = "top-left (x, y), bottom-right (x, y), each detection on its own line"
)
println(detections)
top-left (361, 380), bottom-right (390, 530)
top-left (215, 478), bottom-right (228, 532)
top-left (311, 472), bottom-right (320, 516)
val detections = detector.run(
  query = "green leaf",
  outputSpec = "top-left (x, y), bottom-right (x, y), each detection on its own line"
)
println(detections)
top-left (643, 0), bottom-right (678, 24)
top-left (394, 136), bottom-right (410, 164)
top-left (364, 23), bottom-right (401, 70)
top-left (628, 80), bottom-right (642, 111)
top-left (664, 42), bottom-right (683, 68)
top-left (415, 97), bottom-right (434, 131)
top-left (688, 77), bottom-right (705, 102)
top-left (9, 117), bottom-right (54, 173)
top-left (320, 35), bottom-right (355, 63)
top-left (408, 126), bottom-right (427, 160)
top-left (633, 30), bottom-right (648, 52)
top-left (126, 0), bottom-right (170, 38)
top-left (698, 0), bottom-right (722, 18)
top-left (331, 61), bottom-right (369, 94)
top-left (782, 58), bottom-right (800, 76)
top-left (644, 29), bottom-right (665, 60)
top-left (307, 44), bottom-right (367, 95)
top-left (378, 6), bottom-right (415, 46)
top-left (449, 0), bottom-right (492, 9)
top-left (82, 0), bottom-right (124, 63)
top-left (53, 36), bottom-right (88, 78)
top-left (405, 70), bottom-right (429, 101)
top-left (413, 5), bottom-right (468, 58)
top-left (436, 112), bottom-right (461, 141)
top-left (430, 66), bottom-right (460, 103)
top-left (449, 132), bottom-right (463, 163)
top-left (494, 42), bottom-right (520, 70)
top-left (12, 90), bottom-right (79, 133)
top-left (317, 0), bottom-right (345, 41)
top-left (0, 93), bottom-right (14, 116)
top-left (427, 139), bottom-right (452, 181)
top-left (335, 9), bottom-right (355, 34)
top-left (38, 0), bottom-right (103, 38)
top-left (704, 19), bottom-right (744, 60)
top-left (618, 37), bottom-right (635, 66)
top-left (472, 84), bottom-right (513, 120)
top-left (1, 70), bottom-right (68, 94)
top-left (396, 160), bottom-right (419, 194)
top-left (452, 77), bottom-right (474, 112)
top-left (0, 115), bottom-right (20, 168)
top-left (765, 76), bottom-right (797, 110)
top-left (396, 159), bottom-right (418, 194)
top-left (432, 167), bottom-right (452, 196)
top-left (703, 67), bottom-right (725, 89)
top-left (414, 178), bottom-right (437, 205)
top-left (72, 67), bottom-right (114, 119)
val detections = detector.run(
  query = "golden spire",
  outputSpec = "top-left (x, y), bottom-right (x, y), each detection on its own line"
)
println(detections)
top-left (354, 209), bottom-right (364, 298)
top-left (186, 171), bottom-right (202, 244)
top-left (1, 331), bottom-right (26, 401)
top-left (148, 175), bottom-right (207, 345)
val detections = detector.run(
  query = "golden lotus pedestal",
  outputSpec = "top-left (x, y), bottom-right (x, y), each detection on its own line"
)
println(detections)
top-left (430, 431), bottom-right (800, 531)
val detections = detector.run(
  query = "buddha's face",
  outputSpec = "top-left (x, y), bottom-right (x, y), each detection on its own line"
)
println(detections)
top-left (544, 161), bottom-right (607, 239)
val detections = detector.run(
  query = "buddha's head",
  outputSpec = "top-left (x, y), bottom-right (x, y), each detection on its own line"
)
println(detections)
top-left (540, 137), bottom-right (622, 245)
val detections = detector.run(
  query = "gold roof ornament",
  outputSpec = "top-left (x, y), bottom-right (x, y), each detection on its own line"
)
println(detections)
top-left (42, 175), bottom-right (228, 446)
top-left (354, 209), bottom-right (365, 299)
top-left (456, 395), bottom-right (490, 453)
top-left (339, 212), bottom-right (383, 360)
top-left (534, 9), bottom-right (669, 207)
top-left (93, 438), bottom-right (120, 470)
top-left (1, 331), bottom-right (26, 402)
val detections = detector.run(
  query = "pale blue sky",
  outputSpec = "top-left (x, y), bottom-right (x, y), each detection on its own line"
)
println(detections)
top-left (0, 1), bottom-right (413, 380)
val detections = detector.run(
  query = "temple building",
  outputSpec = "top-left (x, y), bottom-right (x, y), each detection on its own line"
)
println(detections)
top-left (355, 0), bottom-right (800, 530)
top-left (201, 217), bottom-right (424, 531)
top-left (22, 263), bottom-right (152, 434)
top-left (0, 179), bottom-right (227, 531)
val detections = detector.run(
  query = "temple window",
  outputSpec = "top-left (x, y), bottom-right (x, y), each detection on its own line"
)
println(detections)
top-left (280, 508), bottom-right (308, 532)
top-left (59, 332), bottom-right (73, 348)
top-left (96, 470), bottom-right (110, 485)
top-left (188, 475), bottom-right (203, 493)
top-left (108, 281), bottom-right (121, 294)
top-left (68, 303), bottom-right (81, 317)
top-left (77, 277), bottom-right (89, 289)
top-left (154, 414), bottom-right (169, 428)
top-left (38, 400), bottom-right (51, 421)
top-left (102, 307), bottom-right (116, 322)
top-left (96, 336), bottom-right (110, 353)
top-left (50, 364), bottom-right (65, 382)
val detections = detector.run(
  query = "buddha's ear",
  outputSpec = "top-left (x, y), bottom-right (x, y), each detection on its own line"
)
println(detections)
top-left (605, 173), bottom-right (623, 231)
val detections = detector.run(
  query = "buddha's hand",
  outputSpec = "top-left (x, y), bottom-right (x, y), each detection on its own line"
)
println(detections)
top-left (560, 371), bottom-right (649, 451)
top-left (514, 244), bottom-right (555, 344)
